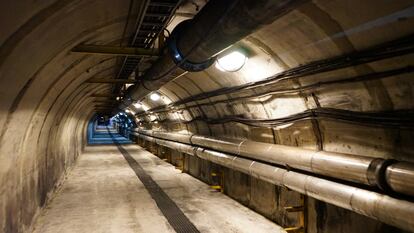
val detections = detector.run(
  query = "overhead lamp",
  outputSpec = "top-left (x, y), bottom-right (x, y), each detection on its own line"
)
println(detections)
top-left (150, 92), bottom-right (161, 101)
top-left (125, 108), bottom-right (135, 115)
top-left (215, 51), bottom-right (247, 72)
top-left (133, 102), bottom-right (142, 108)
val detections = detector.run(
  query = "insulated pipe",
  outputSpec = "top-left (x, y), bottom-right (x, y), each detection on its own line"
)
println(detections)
top-left (133, 128), bottom-right (414, 197)
top-left (134, 132), bottom-right (414, 232)
top-left (120, 0), bottom-right (306, 108)
top-left (386, 163), bottom-right (414, 195)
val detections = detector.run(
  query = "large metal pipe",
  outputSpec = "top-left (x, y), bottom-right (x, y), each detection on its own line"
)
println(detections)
top-left (386, 162), bottom-right (414, 195)
top-left (120, 0), bottom-right (306, 108)
top-left (133, 132), bottom-right (414, 232)
top-left (133, 128), bottom-right (414, 197)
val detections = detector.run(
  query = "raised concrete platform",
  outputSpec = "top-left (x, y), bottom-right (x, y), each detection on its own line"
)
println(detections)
top-left (32, 144), bottom-right (286, 233)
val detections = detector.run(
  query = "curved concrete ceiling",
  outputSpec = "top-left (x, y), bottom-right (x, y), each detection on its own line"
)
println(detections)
top-left (1, 0), bottom-right (414, 232)
top-left (133, 0), bottom-right (414, 161)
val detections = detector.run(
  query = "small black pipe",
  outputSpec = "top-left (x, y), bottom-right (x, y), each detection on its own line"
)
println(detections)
top-left (135, 66), bottom-right (414, 116)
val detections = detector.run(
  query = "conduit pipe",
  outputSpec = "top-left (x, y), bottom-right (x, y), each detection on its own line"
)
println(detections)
top-left (132, 128), bottom-right (414, 197)
top-left (120, 0), bottom-right (306, 108)
top-left (133, 132), bottom-right (414, 232)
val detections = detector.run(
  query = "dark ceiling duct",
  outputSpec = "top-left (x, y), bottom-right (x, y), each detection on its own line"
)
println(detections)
top-left (120, 0), bottom-right (307, 109)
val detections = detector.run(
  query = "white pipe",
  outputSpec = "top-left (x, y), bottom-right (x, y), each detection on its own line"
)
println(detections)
top-left (133, 129), bottom-right (414, 196)
top-left (134, 132), bottom-right (414, 232)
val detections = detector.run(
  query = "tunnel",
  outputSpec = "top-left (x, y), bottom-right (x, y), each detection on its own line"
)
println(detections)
top-left (1, 0), bottom-right (414, 232)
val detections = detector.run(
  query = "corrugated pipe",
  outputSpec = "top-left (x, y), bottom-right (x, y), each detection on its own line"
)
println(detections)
top-left (132, 131), bottom-right (414, 232)
top-left (132, 129), bottom-right (414, 197)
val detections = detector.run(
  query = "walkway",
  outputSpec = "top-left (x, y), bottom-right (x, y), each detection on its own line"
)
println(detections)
top-left (32, 129), bottom-right (285, 233)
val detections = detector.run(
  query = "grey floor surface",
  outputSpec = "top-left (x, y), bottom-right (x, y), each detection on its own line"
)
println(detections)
top-left (32, 144), bottom-right (286, 233)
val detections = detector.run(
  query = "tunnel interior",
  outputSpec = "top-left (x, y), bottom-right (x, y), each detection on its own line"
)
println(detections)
top-left (1, 0), bottom-right (414, 233)
top-left (87, 114), bottom-right (134, 145)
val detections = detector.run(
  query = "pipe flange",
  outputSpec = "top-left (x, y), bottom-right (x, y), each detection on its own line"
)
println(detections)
top-left (367, 158), bottom-right (397, 192)
top-left (167, 20), bottom-right (216, 72)
top-left (367, 158), bottom-right (385, 187)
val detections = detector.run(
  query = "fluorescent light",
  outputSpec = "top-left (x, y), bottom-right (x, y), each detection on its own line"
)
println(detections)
top-left (133, 102), bottom-right (142, 108)
top-left (215, 51), bottom-right (247, 72)
top-left (125, 108), bottom-right (135, 114)
top-left (150, 92), bottom-right (160, 101)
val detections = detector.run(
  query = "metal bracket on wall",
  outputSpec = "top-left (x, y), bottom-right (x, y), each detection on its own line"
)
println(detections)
top-left (161, 150), bottom-right (169, 162)
top-left (71, 44), bottom-right (160, 56)
top-left (158, 31), bottom-right (166, 52)
top-left (175, 154), bottom-right (185, 173)
top-left (86, 78), bottom-right (138, 84)
top-left (284, 194), bottom-right (307, 233)
top-left (210, 171), bottom-right (224, 193)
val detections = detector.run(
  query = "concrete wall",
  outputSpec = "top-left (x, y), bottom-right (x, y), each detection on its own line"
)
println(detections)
top-left (0, 1), bottom-right (142, 232)
top-left (1, 0), bottom-right (414, 232)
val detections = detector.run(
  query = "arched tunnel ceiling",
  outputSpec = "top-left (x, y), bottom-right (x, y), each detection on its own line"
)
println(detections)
top-left (130, 0), bottom-right (414, 161)
top-left (0, 0), bottom-right (413, 170)
top-left (0, 0), bottom-right (413, 182)
top-left (1, 0), bottom-right (414, 232)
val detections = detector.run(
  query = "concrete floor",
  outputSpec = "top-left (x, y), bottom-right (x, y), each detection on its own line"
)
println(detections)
top-left (32, 144), bottom-right (286, 233)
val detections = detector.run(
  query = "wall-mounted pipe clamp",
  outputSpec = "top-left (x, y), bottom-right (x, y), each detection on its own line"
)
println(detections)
top-left (167, 20), bottom-right (216, 72)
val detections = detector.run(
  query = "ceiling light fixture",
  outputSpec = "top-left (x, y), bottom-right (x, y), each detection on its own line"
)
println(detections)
top-left (215, 51), bottom-right (247, 72)
top-left (125, 108), bottom-right (135, 115)
top-left (133, 102), bottom-right (142, 108)
top-left (150, 92), bottom-right (161, 101)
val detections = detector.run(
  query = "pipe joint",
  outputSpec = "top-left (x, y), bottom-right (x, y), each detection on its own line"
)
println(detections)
top-left (367, 158), bottom-right (397, 192)
top-left (167, 20), bottom-right (216, 72)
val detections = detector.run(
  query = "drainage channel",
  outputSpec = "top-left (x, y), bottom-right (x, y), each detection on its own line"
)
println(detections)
top-left (107, 127), bottom-right (200, 233)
